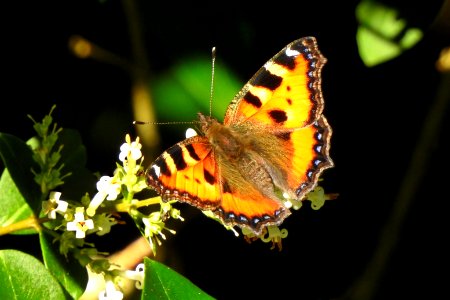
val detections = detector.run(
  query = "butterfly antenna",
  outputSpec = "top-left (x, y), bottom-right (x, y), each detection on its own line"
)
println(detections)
top-left (209, 46), bottom-right (216, 117)
top-left (133, 120), bottom-right (196, 125)
top-left (135, 47), bottom-right (217, 126)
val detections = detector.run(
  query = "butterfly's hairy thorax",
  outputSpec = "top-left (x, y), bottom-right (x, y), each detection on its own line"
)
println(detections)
top-left (199, 113), bottom-right (243, 160)
top-left (199, 113), bottom-right (279, 199)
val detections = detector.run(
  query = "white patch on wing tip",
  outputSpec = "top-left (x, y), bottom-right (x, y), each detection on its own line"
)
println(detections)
top-left (152, 165), bottom-right (161, 177)
top-left (286, 47), bottom-right (300, 57)
top-left (185, 128), bottom-right (197, 138)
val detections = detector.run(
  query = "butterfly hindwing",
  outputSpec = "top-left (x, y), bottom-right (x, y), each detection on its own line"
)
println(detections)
top-left (214, 180), bottom-right (290, 234)
top-left (147, 134), bottom-right (291, 234)
top-left (277, 115), bottom-right (333, 200)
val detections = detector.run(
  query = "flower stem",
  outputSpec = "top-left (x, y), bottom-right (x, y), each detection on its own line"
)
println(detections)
top-left (0, 216), bottom-right (49, 236)
top-left (99, 196), bottom-right (162, 214)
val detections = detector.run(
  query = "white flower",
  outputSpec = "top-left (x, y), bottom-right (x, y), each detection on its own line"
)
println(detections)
top-left (98, 281), bottom-right (123, 300)
top-left (124, 263), bottom-right (145, 290)
top-left (119, 135), bottom-right (142, 162)
top-left (142, 213), bottom-right (177, 253)
top-left (97, 176), bottom-right (121, 201)
top-left (66, 207), bottom-right (94, 238)
top-left (42, 191), bottom-right (68, 219)
top-left (87, 176), bottom-right (121, 217)
top-left (142, 213), bottom-right (167, 240)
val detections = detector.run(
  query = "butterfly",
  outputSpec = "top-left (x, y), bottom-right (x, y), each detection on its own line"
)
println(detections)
top-left (146, 37), bottom-right (333, 236)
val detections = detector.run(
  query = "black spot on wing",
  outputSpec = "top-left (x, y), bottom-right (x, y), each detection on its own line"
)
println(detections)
top-left (167, 144), bottom-right (187, 170)
top-left (204, 168), bottom-right (215, 185)
top-left (250, 68), bottom-right (282, 91)
top-left (243, 91), bottom-right (262, 108)
top-left (153, 157), bottom-right (170, 177)
top-left (269, 110), bottom-right (288, 123)
top-left (185, 144), bottom-right (201, 161)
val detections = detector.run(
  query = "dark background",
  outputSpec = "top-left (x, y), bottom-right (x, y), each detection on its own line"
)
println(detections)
top-left (1, 1), bottom-right (449, 299)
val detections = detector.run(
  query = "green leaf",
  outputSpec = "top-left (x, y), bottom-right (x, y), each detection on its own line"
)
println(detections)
top-left (0, 249), bottom-right (66, 300)
top-left (356, 0), bottom-right (423, 67)
top-left (152, 56), bottom-right (241, 123)
top-left (0, 133), bottom-right (42, 214)
top-left (0, 169), bottom-right (36, 234)
top-left (39, 231), bottom-right (87, 299)
top-left (142, 258), bottom-right (215, 300)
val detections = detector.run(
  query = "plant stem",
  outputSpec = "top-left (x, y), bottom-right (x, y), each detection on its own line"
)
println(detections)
top-left (0, 216), bottom-right (47, 235)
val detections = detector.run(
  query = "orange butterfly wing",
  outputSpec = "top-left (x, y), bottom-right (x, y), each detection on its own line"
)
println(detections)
top-left (147, 136), bottom-right (222, 210)
top-left (224, 37), bottom-right (325, 128)
top-left (147, 37), bottom-right (333, 235)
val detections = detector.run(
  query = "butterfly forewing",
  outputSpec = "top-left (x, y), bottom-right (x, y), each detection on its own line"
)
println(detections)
top-left (224, 37), bottom-right (326, 129)
top-left (147, 136), bottom-right (221, 209)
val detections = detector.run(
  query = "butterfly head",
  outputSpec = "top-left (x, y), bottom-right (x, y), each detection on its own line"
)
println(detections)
top-left (197, 112), bottom-right (218, 136)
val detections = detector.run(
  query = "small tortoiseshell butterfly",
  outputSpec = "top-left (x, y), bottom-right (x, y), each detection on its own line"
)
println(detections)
top-left (147, 37), bottom-right (334, 235)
